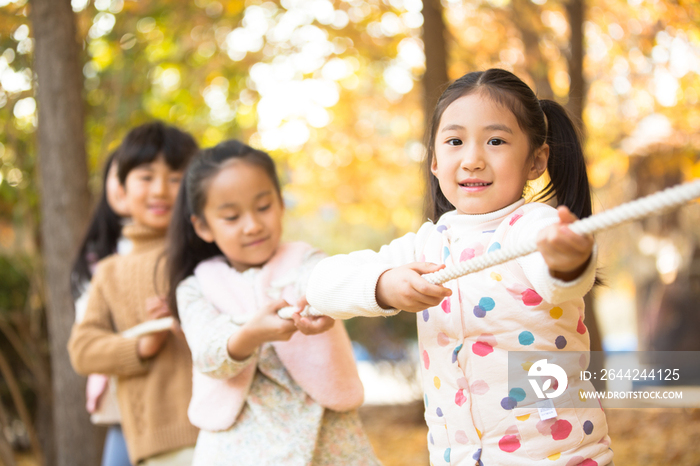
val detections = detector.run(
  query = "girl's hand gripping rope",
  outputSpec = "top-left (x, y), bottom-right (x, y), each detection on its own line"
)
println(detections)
top-left (376, 262), bottom-right (452, 313)
top-left (226, 299), bottom-right (297, 361)
top-left (537, 205), bottom-right (594, 282)
top-left (291, 296), bottom-right (335, 335)
top-left (137, 296), bottom-right (175, 359)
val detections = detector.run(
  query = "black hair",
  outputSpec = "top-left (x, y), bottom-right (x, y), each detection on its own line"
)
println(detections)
top-left (70, 151), bottom-right (123, 300)
top-left (424, 68), bottom-right (593, 222)
top-left (117, 120), bottom-right (198, 185)
top-left (165, 140), bottom-right (281, 318)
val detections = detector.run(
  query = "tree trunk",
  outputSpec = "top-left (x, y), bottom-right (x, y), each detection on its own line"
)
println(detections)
top-left (419, 0), bottom-right (450, 219)
top-left (564, 0), bottom-right (604, 391)
top-left (421, 0), bottom-right (449, 124)
top-left (511, 0), bottom-right (554, 100)
top-left (29, 0), bottom-right (101, 465)
top-left (565, 0), bottom-right (585, 131)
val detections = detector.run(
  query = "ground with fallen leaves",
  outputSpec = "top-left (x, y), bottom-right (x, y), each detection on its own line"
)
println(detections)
top-left (359, 403), bottom-right (700, 466)
top-left (11, 405), bottom-right (700, 465)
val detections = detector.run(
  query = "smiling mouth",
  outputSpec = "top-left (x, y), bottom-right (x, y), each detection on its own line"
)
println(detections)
top-left (459, 182), bottom-right (492, 187)
top-left (244, 237), bottom-right (269, 247)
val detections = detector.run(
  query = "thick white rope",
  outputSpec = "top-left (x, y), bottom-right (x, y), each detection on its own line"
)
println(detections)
top-left (122, 316), bottom-right (176, 338)
top-left (133, 180), bottom-right (700, 332)
top-left (423, 179), bottom-right (700, 285)
top-left (231, 306), bottom-right (303, 326)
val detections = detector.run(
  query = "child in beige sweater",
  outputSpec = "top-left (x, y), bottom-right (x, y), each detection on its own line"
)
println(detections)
top-left (69, 121), bottom-right (199, 465)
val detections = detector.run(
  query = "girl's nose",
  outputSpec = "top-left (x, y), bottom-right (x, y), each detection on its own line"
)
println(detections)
top-left (243, 213), bottom-right (263, 234)
top-left (460, 144), bottom-right (485, 171)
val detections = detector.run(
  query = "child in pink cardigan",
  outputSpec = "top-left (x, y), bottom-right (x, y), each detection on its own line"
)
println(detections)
top-left (165, 140), bottom-right (381, 466)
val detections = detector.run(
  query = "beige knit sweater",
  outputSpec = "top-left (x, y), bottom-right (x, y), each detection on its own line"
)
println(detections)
top-left (68, 224), bottom-right (198, 464)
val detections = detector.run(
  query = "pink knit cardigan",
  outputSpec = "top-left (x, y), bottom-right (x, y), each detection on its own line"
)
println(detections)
top-left (188, 242), bottom-right (364, 431)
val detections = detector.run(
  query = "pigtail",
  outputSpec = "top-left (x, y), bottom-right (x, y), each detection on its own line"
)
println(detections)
top-left (165, 175), bottom-right (221, 319)
top-left (538, 99), bottom-right (593, 219)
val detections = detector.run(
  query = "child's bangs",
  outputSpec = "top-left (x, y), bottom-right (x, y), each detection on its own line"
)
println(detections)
top-left (161, 128), bottom-right (199, 171)
top-left (477, 87), bottom-right (528, 129)
top-left (477, 85), bottom-right (543, 155)
top-left (117, 122), bottom-right (198, 183)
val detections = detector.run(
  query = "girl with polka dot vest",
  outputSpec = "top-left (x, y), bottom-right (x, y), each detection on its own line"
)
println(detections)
top-left (307, 69), bottom-right (614, 466)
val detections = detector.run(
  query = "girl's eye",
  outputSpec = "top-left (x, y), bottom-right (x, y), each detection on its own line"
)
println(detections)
top-left (446, 138), bottom-right (463, 146)
top-left (224, 216), bottom-right (239, 222)
top-left (140, 175), bottom-right (153, 181)
top-left (487, 138), bottom-right (505, 146)
top-left (258, 204), bottom-right (271, 212)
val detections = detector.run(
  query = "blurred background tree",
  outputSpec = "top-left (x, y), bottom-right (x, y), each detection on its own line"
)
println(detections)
top-left (0, 0), bottom-right (699, 464)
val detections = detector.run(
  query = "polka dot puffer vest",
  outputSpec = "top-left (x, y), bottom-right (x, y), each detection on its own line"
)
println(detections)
top-left (418, 201), bottom-right (613, 466)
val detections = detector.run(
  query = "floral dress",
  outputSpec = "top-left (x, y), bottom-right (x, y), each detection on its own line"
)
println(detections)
top-left (177, 261), bottom-right (381, 466)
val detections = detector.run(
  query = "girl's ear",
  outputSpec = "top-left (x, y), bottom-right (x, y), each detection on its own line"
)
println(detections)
top-left (528, 143), bottom-right (549, 180)
top-left (191, 215), bottom-right (215, 243)
top-left (430, 155), bottom-right (439, 177)
top-left (111, 184), bottom-right (130, 217)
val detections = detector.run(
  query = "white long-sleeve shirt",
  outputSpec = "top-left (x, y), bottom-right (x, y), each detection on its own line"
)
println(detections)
top-left (307, 199), bottom-right (596, 319)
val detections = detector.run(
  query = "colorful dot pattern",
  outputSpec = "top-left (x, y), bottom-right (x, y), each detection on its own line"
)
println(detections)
top-left (414, 202), bottom-right (612, 465)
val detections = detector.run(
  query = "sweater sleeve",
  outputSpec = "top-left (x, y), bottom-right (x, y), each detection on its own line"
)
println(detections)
top-left (511, 206), bottom-right (597, 305)
top-left (307, 222), bottom-right (434, 319)
top-left (68, 271), bottom-right (149, 377)
top-left (176, 276), bottom-right (257, 380)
